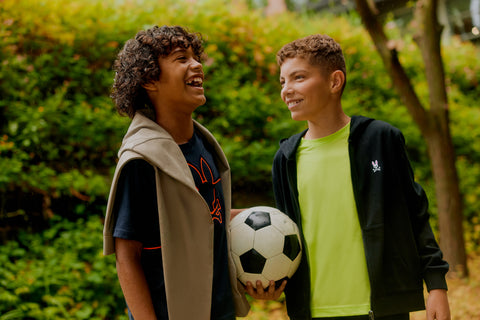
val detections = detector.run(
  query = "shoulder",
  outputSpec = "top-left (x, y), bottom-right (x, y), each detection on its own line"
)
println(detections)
top-left (115, 159), bottom-right (156, 193)
top-left (351, 116), bottom-right (403, 142)
top-left (275, 129), bottom-right (308, 161)
top-left (121, 158), bottom-right (155, 176)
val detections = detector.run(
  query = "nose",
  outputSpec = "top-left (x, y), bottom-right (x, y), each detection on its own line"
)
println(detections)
top-left (281, 82), bottom-right (293, 99)
top-left (190, 58), bottom-right (203, 72)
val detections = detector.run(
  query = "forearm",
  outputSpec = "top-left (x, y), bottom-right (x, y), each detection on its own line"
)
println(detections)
top-left (115, 238), bottom-right (157, 320)
top-left (231, 208), bottom-right (246, 220)
top-left (426, 289), bottom-right (450, 320)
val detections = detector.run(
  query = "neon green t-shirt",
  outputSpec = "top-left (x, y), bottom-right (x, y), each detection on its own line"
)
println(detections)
top-left (296, 122), bottom-right (371, 317)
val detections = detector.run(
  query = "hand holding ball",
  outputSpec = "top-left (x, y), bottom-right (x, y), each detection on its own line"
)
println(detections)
top-left (230, 206), bottom-right (302, 289)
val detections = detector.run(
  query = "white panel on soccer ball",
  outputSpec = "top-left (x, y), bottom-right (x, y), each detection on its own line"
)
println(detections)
top-left (231, 252), bottom-right (244, 275)
top-left (262, 254), bottom-right (293, 281)
top-left (239, 272), bottom-right (270, 289)
top-left (230, 208), bottom-right (254, 229)
top-left (231, 223), bottom-right (255, 255)
top-left (254, 225), bottom-right (284, 258)
top-left (230, 213), bottom-right (245, 229)
top-left (270, 212), bottom-right (297, 235)
top-left (287, 253), bottom-right (302, 278)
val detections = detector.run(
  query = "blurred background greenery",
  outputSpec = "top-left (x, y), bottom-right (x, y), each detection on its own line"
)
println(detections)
top-left (0, 0), bottom-right (479, 318)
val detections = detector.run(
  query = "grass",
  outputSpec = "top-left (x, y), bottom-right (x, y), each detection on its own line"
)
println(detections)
top-left (243, 252), bottom-right (480, 319)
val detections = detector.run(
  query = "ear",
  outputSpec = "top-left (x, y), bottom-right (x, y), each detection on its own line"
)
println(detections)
top-left (141, 81), bottom-right (158, 92)
top-left (330, 70), bottom-right (345, 93)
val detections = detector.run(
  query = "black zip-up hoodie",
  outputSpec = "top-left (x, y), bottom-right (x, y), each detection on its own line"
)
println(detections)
top-left (272, 116), bottom-right (449, 319)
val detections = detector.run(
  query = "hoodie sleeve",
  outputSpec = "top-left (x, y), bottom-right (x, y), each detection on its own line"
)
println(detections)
top-left (394, 130), bottom-right (449, 291)
top-left (272, 148), bottom-right (287, 213)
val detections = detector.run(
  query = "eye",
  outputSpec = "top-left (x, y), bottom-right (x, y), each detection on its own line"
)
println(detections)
top-left (295, 74), bottom-right (305, 80)
top-left (176, 56), bottom-right (187, 62)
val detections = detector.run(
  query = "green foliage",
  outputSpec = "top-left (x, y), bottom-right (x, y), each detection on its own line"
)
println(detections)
top-left (0, 0), bottom-right (479, 248)
top-left (0, 0), bottom-right (479, 318)
top-left (0, 216), bottom-right (126, 319)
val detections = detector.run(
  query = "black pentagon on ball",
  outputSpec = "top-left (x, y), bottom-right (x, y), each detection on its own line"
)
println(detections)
top-left (245, 211), bottom-right (271, 231)
top-left (240, 248), bottom-right (267, 274)
top-left (283, 234), bottom-right (301, 261)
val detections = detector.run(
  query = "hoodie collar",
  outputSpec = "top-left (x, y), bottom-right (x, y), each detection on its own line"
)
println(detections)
top-left (279, 129), bottom-right (308, 160)
top-left (279, 115), bottom-right (374, 160)
top-left (349, 115), bottom-right (374, 143)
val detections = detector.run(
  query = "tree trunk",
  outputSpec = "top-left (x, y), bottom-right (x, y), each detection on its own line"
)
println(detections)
top-left (424, 122), bottom-right (467, 276)
top-left (354, 0), bottom-right (468, 277)
top-left (414, 0), bottom-right (467, 277)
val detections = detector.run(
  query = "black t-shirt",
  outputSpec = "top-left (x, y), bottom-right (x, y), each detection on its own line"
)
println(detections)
top-left (112, 131), bottom-right (235, 320)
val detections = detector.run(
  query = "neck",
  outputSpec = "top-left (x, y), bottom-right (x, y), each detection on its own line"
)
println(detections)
top-left (305, 110), bottom-right (350, 140)
top-left (155, 112), bottom-right (194, 144)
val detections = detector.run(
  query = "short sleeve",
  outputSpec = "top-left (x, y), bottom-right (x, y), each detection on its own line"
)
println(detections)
top-left (112, 159), bottom-right (161, 247)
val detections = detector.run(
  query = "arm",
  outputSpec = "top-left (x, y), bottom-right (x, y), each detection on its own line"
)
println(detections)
top-left (272, 149), bottom-right (288, 213)
top-left (426, 289), bottom-right (450, 320)
top-left (231, 208), bottom-right (246, 220)
top-left (395, 130), bottom-right (449, 289)
top-left (115, 238), bottom-right (157, 320)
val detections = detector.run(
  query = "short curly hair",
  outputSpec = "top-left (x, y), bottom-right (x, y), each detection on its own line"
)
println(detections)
top-left (111, 25), bottom-right (204, 118)
top-left (277, 34), bottom-right (346, 92)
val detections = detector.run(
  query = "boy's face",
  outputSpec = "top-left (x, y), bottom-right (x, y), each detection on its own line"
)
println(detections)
top-left (279, 57), bottom-right (333, 122)
top-left (153, 46), bottom-right (206, 114)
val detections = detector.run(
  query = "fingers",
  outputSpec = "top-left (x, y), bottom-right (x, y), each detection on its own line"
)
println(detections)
top-left (270, 280), bottom-right (287, 300)
top-left (244, 281), bottom-right (256, 297)
top-left (277, 279), bottom-right (287, 292)
top-left (245, 279), bottom-right (287, 300)
top-left (266, 280), bottom-right (275, 295)
top-left (245, 280), bottom-right (265, 298)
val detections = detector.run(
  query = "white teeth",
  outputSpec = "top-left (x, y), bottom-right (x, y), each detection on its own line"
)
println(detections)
top-left (186, 77), bottom-right (203, 86)
top-left (288, 100), bottom-right (301, 107)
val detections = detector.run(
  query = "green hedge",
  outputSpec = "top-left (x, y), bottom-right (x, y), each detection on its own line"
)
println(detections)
top-left (1, 0), bottom-right (480, 318)
top-left (1, 0), bottom-right (479, 245)
top-left (0, 216), bottom-right (125, 319)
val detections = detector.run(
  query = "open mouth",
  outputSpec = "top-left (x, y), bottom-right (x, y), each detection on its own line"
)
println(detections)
top-left (287, 99), bottom-right (303, 108)
top-left (186, 76), bottom-right (203, 87)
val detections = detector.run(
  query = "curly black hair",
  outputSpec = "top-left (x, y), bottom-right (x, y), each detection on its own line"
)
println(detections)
top-left (111, 25), bottom-right (204, 118)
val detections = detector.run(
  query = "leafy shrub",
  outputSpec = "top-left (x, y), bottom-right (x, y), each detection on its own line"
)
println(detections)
top-left (0, 0), bottom-right (479, 249)
top-left (0, 1), bottom-right (479, 318)
top-left (0, 216), bottom-right (126, 319)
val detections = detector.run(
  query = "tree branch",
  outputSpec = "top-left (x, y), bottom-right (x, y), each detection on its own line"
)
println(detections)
top-left (354, 0), bottom-right (430, 132)
top-left (414, 0), bottom-right (450, 132)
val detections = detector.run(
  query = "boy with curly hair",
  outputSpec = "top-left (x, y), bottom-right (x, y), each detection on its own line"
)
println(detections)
top-left (248, 34), bottom-right (450, 320)
top-left (103, 25), bottom-right (249, 320)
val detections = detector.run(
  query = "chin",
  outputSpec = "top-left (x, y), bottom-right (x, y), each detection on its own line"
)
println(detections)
top-left (191, 97), bottom-right (206, 110)
top-left (290, 112), bottom-right (305, 122)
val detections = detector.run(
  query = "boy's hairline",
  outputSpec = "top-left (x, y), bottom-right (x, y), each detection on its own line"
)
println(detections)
top-left (278, 56), bottom-right (342, 78)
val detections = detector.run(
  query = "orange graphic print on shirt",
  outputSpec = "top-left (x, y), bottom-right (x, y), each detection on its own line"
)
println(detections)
top-left (188, 157), bottom-right (223, 224)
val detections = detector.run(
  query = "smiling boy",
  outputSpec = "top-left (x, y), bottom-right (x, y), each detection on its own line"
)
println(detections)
top-left (250, 34), bottom-right (451, 320)
top-left (102, 25), bottom-right (249, 320)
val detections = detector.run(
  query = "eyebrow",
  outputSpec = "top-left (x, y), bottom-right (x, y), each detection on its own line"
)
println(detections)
top-left (171, 48), bottom-right (187, 54)
top-left (167, 47), bottom-right (187, 57)
top-left (280, 69), bottom-right (308, 80)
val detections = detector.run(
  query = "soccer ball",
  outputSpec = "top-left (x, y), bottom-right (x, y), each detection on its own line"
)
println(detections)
top-left (230, 206), bottom-right (302, 289)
